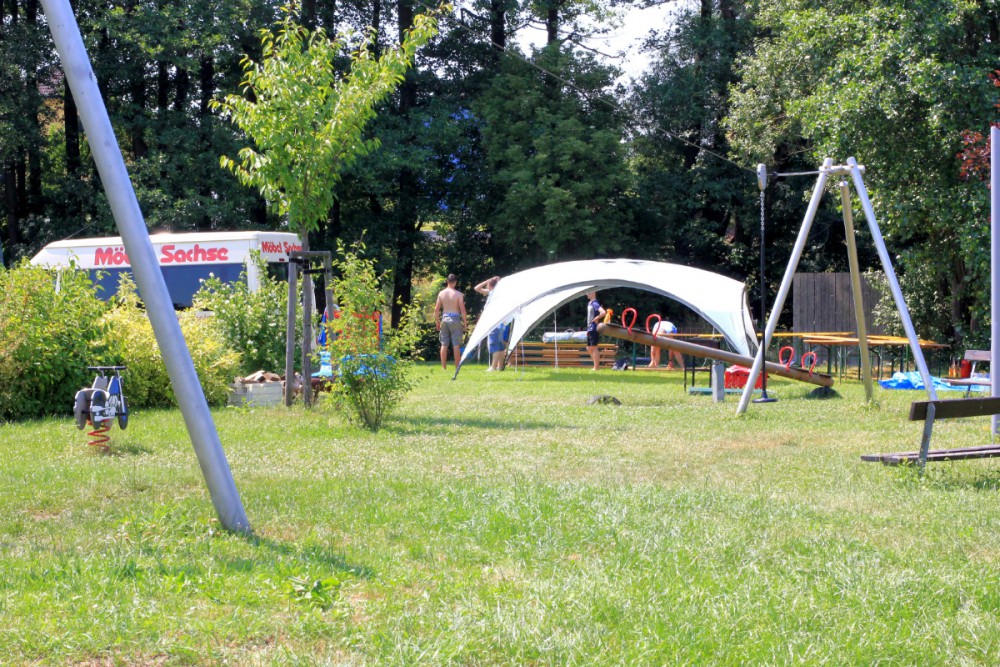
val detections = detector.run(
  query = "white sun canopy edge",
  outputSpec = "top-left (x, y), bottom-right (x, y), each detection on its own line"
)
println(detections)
top-left (456, 259), bottom-right (758, 376)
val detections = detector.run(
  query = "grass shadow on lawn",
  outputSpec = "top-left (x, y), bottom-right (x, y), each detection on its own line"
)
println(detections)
top-left (391, 414), bottom-right (565, 432)
top-left (507, 369), bottom-right (691, 385)
top-left (241, 532), bottom-right (375, 579)
top-left (924, 466), bottom-right (1000, 493)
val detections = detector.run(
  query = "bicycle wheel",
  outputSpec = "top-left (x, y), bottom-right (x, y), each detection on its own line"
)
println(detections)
top-left (73, 390), bottom-right (88, 430)
top-left (117, 396), bottom-right (128, 430)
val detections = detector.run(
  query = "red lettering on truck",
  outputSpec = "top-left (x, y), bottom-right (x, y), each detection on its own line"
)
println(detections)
top-left (94, 247), bottom-right (130, 266)
top-left (160, 244), bottom-right (229, 264)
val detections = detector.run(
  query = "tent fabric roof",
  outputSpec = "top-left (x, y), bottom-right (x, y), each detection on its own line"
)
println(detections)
top-left (457, 259), bottom-right (757, 376)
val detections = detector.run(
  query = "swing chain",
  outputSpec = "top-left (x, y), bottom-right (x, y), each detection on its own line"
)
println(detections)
top-left (760, 189), bottom-right (766, 235)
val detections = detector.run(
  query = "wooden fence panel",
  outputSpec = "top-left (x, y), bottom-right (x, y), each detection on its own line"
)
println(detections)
top-left (792, 272), bottom-right (884, 334)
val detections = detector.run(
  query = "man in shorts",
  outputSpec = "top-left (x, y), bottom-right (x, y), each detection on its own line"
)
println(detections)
top-left (434, 274), bottom-right (468, 370)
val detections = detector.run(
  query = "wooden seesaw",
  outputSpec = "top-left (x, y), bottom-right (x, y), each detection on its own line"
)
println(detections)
top-left (596, 323), bottom-right (834, 388)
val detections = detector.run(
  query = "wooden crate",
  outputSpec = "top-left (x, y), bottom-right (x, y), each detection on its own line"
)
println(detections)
top-left (508, 342), bottom-right (617, 368)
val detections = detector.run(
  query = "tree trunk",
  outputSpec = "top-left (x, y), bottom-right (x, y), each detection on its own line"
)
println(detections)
top-left (546, 2), bottom-right (558, 45)
top-left (131, 69), bottom-right (148, 159)
top-left (27, 138), bottom-right (42, 214)
top-left (157, 61), bottom-right (170, 110)
top-left (15, 157), bottom-right (26, 221)
top-left (199, 56), bottom-right (214, 116)
top-left (371, 0), bottom-right (381, 57)
top-left (719, 0), bottom-right (736, 22)
top-left (490, 0), bottom-right (506, 59)
top-left (175, 66), bottom-right (189, 111)
top-left (5, 164), bottom-right (22, 247)
top-left (65, 80), bottom-right (81, 175)
top-left (303, 0), bottom-right (316, 28)
top-left (196, 55), bottom-right (215, 230)
top-left (24, 0), bottom-right (42, 213)
top-left (391, 0), bottom-right (419, 327)
top-left (391, 176), bottom-right (418, 327)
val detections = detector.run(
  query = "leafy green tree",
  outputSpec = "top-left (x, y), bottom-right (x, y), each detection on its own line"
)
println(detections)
top-left (0, 0), bottom-right (52, 264)
top-left (325, 241), bottom-right (423, 431)
top-left (213, 6), bottom-right (442, 237)
top-left (102, 275), bottom-right (242, 408)
top-left (474, 47), bottom-right (632, 267)
top-left (727, 0), bottom-right (1000, 345)
top-left (629, 0), bottom-right (757, 271)
top-left (0, 261), bottom-right (108, 420)
top-left (192, 252), bottom-right (300, 375)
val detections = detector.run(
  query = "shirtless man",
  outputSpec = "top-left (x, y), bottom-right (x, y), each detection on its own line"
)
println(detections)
top-left (434, 274), bottom-right (468, 370)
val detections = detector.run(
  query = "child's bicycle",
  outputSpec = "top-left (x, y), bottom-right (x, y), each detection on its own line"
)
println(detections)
top-left (73, 366), bottom-right (128, 450)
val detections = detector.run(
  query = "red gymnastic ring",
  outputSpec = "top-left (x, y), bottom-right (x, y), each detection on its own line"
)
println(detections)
top-left (622, 308), bottom-right (637, 334)
top-left (801, 351), bottom-right (818, 375)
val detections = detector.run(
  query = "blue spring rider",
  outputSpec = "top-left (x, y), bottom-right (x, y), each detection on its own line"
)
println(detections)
top-left (73, 366), bottom-right (129, 450)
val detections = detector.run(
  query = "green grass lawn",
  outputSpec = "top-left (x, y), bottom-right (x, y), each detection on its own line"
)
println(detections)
top-left (2, 364), bottom-right (1000, 664)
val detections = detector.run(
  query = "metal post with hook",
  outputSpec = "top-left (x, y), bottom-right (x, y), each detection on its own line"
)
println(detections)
top-left (753, 164), bottom-right (777, 404)
top-left (737, 158), bottom-right (834, 415)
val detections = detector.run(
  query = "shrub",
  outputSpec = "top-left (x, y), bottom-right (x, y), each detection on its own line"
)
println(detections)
top-left (325, 242), bottom-right (422, 431)
top-left (102, 276), bottom-right (241, 408)
top-left (0, 261), bottom-right (109, 420)
top-left (192, 252), bottom-right (298, 376)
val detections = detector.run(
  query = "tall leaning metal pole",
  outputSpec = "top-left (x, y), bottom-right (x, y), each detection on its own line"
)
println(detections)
top-left (41, 0), bottom-right (251, 533)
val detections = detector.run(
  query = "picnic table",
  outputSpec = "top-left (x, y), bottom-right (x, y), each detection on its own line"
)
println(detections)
top-left (798, 333), bottom-right (947, 379)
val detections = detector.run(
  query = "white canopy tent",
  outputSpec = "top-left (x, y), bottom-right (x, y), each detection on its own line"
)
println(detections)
top-left (456, 259), bottom-right (757, 376)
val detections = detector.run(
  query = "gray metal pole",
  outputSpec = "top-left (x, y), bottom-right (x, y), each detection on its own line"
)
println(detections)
top-left (285, 261), bottom-right (298, 406)
top-left (848, 157), bottom-right (937, 401)
top-left (41, 0), bottom-right (250, 533)
top-left (737, 158), bottom-right (834, 415)
top-left (840, 181), bottom-right (874, 401)
top-left (991, 127), bottom-right (999, 435)
top-left (302, 267), bottom-right (314, 407)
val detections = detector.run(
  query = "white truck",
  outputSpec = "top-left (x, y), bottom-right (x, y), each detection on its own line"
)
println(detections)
top-left (30, 231), bottom-right (303, 307)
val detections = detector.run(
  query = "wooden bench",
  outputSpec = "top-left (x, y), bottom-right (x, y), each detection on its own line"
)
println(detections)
top-left (942, 350), bottom-right (992, 396)
top-left (507, 342), bottom-right (617, 368)
top-left (861, 396), bottom-right (1000, 470)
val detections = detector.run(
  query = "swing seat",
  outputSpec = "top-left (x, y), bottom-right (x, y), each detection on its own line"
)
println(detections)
top-left (861, 396), bottom-right (1000, 467)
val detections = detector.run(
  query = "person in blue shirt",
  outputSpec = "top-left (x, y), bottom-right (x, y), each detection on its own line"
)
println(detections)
top-left (475, 276), bottom-right (507, 371)
top-left (585, 291), bottom-right (607, 370)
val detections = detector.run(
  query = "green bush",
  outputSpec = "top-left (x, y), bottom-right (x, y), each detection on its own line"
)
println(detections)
top-left (192, 252), bottom-right (298, 376)
top-left (0, 262), bottom-right (109, 421)
top-left (102, 276), bottom-right (241, 408)
top-left (325, 242), bottom-right (423, 431)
